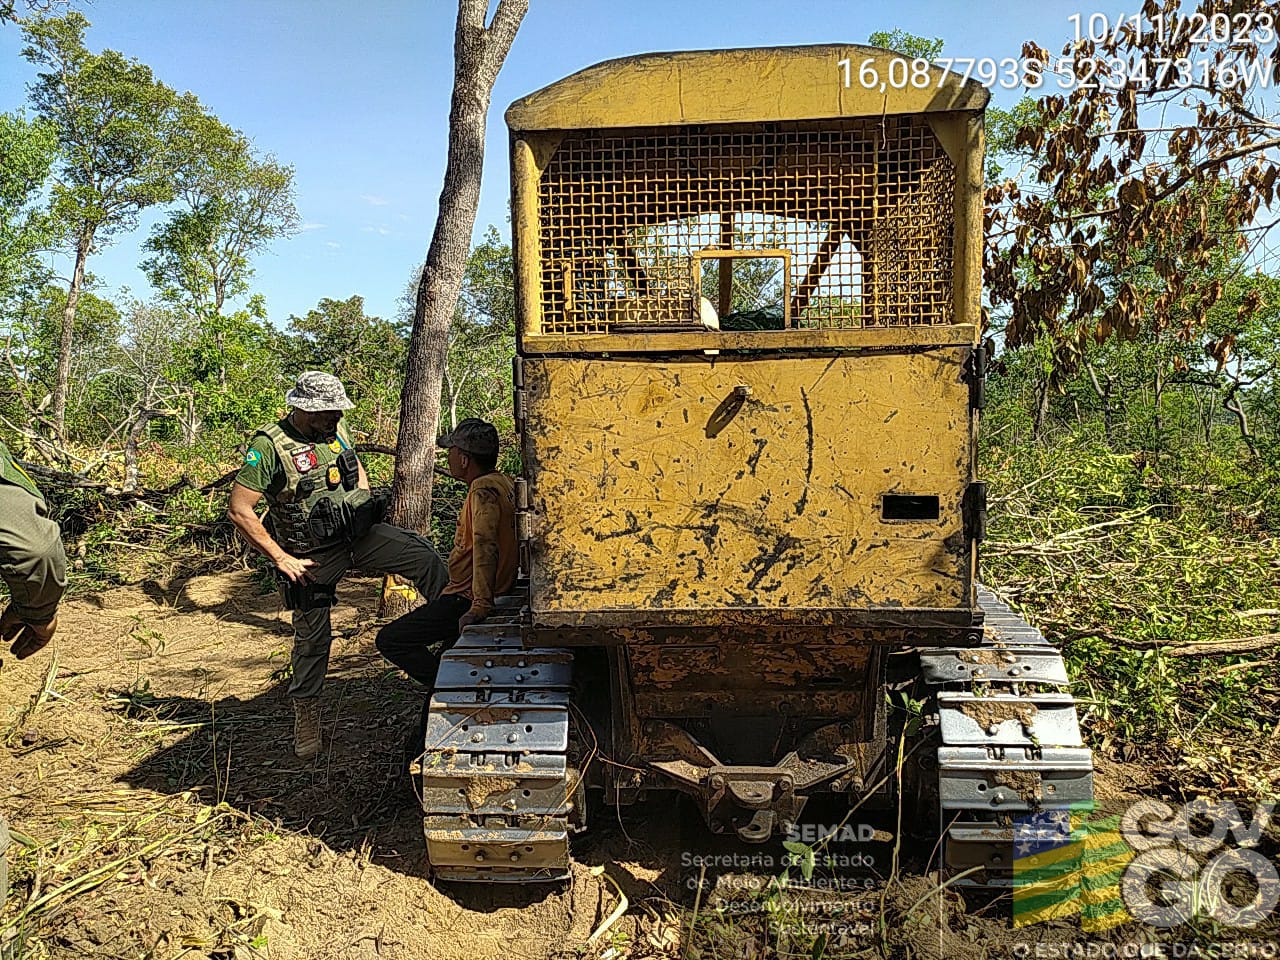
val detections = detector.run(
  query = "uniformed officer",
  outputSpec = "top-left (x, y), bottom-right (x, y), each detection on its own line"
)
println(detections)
top-left (227, 372), bottom-right (447, 759)
top-left (0, 439), bottom-right (68, 660)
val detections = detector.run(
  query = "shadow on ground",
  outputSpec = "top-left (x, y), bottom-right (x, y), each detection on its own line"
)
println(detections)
top-left (111, 658), bottom-right (691, 912)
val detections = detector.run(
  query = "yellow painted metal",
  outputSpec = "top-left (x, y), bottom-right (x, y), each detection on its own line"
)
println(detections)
top-left (522, 350), bottom-right (972, 620)
top-left (511, 138), bottom-right (544, 339)
top-left (505, 45), bottom-right (989, 131)
top-left (955, 116), bottom-right (986, 339)
top-left (507, 44), bottom-right (988, 634)
top-left (717, 214), bottom-right (734, 317)
top-left (520, 324), bottom-right (978, 355)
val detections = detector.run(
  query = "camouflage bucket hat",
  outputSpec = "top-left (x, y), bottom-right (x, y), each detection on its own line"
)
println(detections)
top-left (286, 371), bottom-right (355, 412)
top-left (437, 418), bottom-right (499, 457)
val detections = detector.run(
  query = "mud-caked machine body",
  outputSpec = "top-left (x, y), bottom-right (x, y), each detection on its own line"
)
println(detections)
top-left (418, 45), bottom-right (1094, 882)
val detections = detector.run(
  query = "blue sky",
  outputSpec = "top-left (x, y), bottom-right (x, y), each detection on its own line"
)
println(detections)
top-left (0, 0), bottom-right (1087, 326)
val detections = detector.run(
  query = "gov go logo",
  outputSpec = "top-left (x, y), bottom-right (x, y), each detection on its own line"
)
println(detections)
top-left (1120, 798), bottom-right (1279, 928)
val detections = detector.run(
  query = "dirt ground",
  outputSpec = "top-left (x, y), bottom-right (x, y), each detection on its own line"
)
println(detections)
top-left (0, 573), bottom-right (1275, 959)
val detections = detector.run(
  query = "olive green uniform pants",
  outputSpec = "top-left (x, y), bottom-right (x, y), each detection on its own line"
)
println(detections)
top-left (0, 476), bottom-right (68, 625)
top-left (289, 522), bottom-right (446, 699)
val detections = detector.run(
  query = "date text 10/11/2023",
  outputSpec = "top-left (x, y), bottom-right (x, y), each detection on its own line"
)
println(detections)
top-left (838, 54), bottom-right (1275, 93)
top-left (842, 9), bottom-right (1277, 93)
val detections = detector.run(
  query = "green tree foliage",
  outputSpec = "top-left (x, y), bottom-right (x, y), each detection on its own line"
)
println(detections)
top-left (169, 301), bottom-right (286, 436)
top-left (21, 12), bottom-right (186, 432)
top-left (8, 285), bottom-right (120, 401)
top-left (284, 295), bottom-right (406, 443)
top-left (440, 227), bottom-right (515, 432)
top-left (866, 29), bottom-right (943, 60)
top-left (987, 0), bottom-right (1280, 372)
top-left (983, 97), bottom-right (1043, 186)
top-left (142, 101), bottom-right (299, 313)
top-left (457, 225), bottom-right (514, 332)
top-left (1, 284), bottom-right (120, 453)
top-left (0, 111), bottom-right (57, 314)
top-left (984, 273), bottom-right (1280, 773)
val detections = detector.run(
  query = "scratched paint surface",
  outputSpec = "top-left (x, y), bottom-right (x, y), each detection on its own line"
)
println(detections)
top-left (524, 350), bottom-right (972, 615)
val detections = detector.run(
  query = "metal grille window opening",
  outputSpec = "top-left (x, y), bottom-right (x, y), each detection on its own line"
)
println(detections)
top-left (695, 249), bottom-right (791, 330)
top-left (535, 115), bottom-right (956, 335)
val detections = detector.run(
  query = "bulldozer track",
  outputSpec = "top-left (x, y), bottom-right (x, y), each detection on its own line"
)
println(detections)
top-left (419, 595), bottom-right (583, 882)
top-left (921, 586), bottom-right (1095, 885)
top-left (419, 587), bottom-right (1093, 885)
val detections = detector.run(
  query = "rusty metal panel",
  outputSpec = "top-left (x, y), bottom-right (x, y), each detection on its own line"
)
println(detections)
top-left (627, 636), bottom-right (871, 690)
top-left (627, 636), bottom-right (875, 723)
top-left (524, 350), bottom-right (972, 619)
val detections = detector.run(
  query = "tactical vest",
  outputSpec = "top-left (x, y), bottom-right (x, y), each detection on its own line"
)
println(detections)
top-left (0, 440), bottom-right (42, 500)
top-left (257, 420), bottom-right (366, 554)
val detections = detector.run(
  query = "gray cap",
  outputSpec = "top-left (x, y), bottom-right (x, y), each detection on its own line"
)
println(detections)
top-left (285, 371), bottom-right (355, 412)
top-left (437, 418), bottom-right (499, 457)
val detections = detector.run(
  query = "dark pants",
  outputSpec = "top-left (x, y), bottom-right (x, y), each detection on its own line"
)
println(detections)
top-left (375, 592), bottom-right (471, 688)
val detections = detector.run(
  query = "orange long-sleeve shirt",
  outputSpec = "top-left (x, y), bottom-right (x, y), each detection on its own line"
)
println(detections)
top-left (441, 472), bottom-right (518, 617)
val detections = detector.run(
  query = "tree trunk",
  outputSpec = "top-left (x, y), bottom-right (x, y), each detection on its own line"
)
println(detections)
top-left (382, 0), bottom-right (527, 618)
top-left (182, 392), bottom-right (200, 445)
top-left (1152, 363), bottom-right (1164, 451)
top-left (1083, 360), bottom-right (1113, 447)
top-left (122, 409), bottom-right (161, 493)
top-left (1222, 382), bottom-right (1259, 457)
top-left (52, 229), bottom-right (92, 436)
top-left (1032, 374), bottom-right (1051, 440)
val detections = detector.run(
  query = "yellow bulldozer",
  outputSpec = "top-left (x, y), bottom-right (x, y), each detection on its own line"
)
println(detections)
top-left (415, 44), bottom-right (1094, 884)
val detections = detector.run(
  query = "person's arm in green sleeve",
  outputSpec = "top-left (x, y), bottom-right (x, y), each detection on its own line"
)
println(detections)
top-left (226, 437), bottom-right (315, 583)
top-left (0, 483), bottom-right (68, 659)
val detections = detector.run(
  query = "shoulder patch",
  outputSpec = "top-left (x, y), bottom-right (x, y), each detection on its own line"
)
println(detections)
top-left (244, 449), bottom-right (261, 466)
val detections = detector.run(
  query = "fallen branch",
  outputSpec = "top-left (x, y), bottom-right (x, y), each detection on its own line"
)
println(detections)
top-left (0, 810), bottom-right (235, 935)
top-left (1078, 632), bottom-right (1280, 657)
top-left (585, 865), bottom-right (629, 950)
top-left (987, 505), bottom-right (1165, 555)
top-left (1160, 634), bottom-right (1280, 658)
top-left (1216, 660), bottom-right (1270, 676)
top-left (13, 460), bottom-right (104, 488)
top-left (18, 441), bottom-right (401, 502)
top-left (1034, 617), bottom-right (1130, 644)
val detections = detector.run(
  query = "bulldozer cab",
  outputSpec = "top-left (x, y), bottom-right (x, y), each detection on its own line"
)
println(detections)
top-left (507, 45), bottom-right (990, 640)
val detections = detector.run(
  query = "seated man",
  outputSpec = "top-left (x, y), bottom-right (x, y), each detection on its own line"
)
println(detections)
top-left (376, 418), bottom-right (517, 688)
top-left (0, 439), bottom-right (68, 660)
top-left (227, 371), bottom-right (447, 759)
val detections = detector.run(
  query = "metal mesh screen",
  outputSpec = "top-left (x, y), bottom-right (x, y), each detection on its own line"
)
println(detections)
top-left (535, 115), bottom-right (955, 335)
